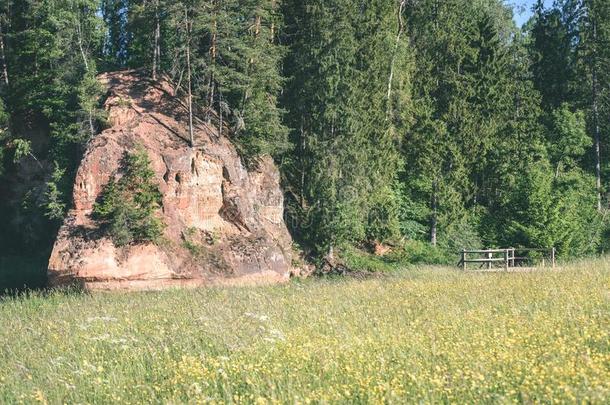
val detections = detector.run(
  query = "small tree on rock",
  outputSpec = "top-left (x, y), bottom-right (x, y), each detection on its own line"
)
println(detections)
top-left (93, 146), bottom-right (165, 246)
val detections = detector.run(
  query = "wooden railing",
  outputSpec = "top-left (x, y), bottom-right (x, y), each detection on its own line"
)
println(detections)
top-left (459, 248), bottom-right (556, 271)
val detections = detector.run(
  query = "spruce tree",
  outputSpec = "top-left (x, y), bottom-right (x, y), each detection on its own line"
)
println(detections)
top-left (282, 0), bottom-right (412, 254)
top-left (0, 0), bottom-right (104, 251)
top-left (404, 0), bottom-right (482, 247)
top-left (578, 0), bottom-right (610, 210)
top-left (530, 0), bottom-right (579, 112)
top-left (93, 147), bottom-right (165, 246)
top-left (100, 0), bottom-right (129, 69)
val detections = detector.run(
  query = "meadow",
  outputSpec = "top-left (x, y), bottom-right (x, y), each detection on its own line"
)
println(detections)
top-left (1, 260), bottom-right (609, 404)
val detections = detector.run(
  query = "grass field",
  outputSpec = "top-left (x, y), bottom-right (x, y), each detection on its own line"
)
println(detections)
top-left (1, 261), bottom-right (609, 404)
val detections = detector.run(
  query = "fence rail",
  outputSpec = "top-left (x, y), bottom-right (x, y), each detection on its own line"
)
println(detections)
top-left (459, 248), bottom-right (556, 271)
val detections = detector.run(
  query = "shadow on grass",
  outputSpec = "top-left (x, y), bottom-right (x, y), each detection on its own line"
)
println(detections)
top-left (0, 285), bottom-right (88, 304)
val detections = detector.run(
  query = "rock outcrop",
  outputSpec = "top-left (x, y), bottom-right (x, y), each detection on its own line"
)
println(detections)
top-left (48, 70), bottom-right (295, 290)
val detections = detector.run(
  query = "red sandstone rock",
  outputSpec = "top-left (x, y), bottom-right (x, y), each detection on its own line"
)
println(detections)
top-left (373, 241), bottom-right (392, 257)
top-left (48, 70), bottom-right (296, 290)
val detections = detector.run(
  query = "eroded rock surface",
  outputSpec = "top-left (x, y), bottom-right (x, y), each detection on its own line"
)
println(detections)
top-left (48, 70), bottom-right (295, 290)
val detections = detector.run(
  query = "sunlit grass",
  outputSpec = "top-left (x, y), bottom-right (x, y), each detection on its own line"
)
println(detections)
top-left (1, 260), bottom-right (609, 403)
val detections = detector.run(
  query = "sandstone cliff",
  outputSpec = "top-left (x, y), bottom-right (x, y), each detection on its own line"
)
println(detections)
top-left (48, 71), bottom-right (295, 290)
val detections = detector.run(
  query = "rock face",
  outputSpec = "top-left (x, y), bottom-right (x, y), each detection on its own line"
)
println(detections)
top-left (48, 70), bottom-right (295, 290)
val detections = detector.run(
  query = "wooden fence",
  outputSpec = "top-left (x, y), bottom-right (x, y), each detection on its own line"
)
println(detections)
top-left (459, 248), bottom-right (556, 271)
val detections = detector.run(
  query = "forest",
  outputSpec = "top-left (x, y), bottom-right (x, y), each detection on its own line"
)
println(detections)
top-left (0, 0), bottom-right (609, 285)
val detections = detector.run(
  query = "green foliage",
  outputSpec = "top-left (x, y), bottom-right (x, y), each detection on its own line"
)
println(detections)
top-left (43, 163), bottom-right (67, 221)
top-left (100, 0), bottom-right (129, 69)
top-left (282, 0), bottom-right (411, 254)
top-left (366, 184), bottom-right (402, 243)
top-left (11, 138), bottom-right (32, 163)
top-left (438, 217), bottom-right (484, 256)
top-left (549, 104), bottom-right (591, 173)
top-left (505, 163), bottom-right (563, 249)
top-left (182, 239), bottom-right (204, 257)
top-left (93, 147), bottom-right (164, 246)
top-left (497, 160), bottom-right (601, 256)
top-left (334, 241), bottom-right (449, 274)
top-left (0, 98), bottom-right (7, 128)
top-left (0, 0), bottom-right (105, 261)
top-left (338, 246), bottom-right (402, 274)
top-left (404, 0), bottom-right (515, 243)
top-left (181, 227), bottom-right (218, 258)
top-left (0, 101), bottom-right (6, 175)
top-left (1, 0), bottom-right (610, 270)
top-left (390, 240), bottom-right (451, 265)
top-left (553, 169), bottom-right (603, 255)
top-left (137, 0), bottom-right (291, 162)
top-left (396, 179), bottom-right (429, 241)
top-left (530, 1), bottom-right (578, 111)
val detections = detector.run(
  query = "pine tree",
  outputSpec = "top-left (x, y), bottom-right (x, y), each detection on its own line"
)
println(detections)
top-left (229, 0), bottom-right (289, 159)
top-left (282, 0), bottom-right (412, 254)
top-left (0, 0), bottom-right (104, 251)
top-left (404, 0), bottom-right (484, 247)
top-left (93, 146), bottom-right (165, 246)
top-left (530, 0), bottom-right (579, 111)
top-left (355, 0), bottom-right (412, 243)
top-left (283, 0), bottom-right (360, 253)
top-left (100, 0), bottom-right (128, 69)
top-left (0, 97), bottom-right (8, 176)
top-left (578, 0), bottom-right (610, 210)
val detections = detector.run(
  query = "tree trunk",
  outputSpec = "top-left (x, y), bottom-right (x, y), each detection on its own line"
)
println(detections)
top-left (185, 7), bottom-right (194, 147)
top-left (88, 107), bottom-right (95, 136)
top-left (255, 14), bottom-right (261, 36)
top-left (592, 19), bottom-right (602, 211)
top-left (386, 0), bottom-right (407, 112)
top-left (206, 5), bottom-right (217, 123)
top-left (218, 88), bottom-right (223, 137)
top-left (430, 181), bottom-right (438, 246)
top-left (0, 22), bottom-right (8, 86)
top-left (300, 122), bottom-right (306, 209)
top-left (76, 19), bottom-right (89, 72)
top-left (270, 0), bottom-right (276, 40)
top-left (152, 0), bottom-right (161, 80)
top-left (75, 17), bottom-right (95, 137)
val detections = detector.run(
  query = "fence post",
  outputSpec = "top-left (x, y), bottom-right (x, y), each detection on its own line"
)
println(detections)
top-left (462, 249), bottom-right (466, 271)
top-left (551, 247), bottom-right (556, 269)
top-left (487, 251), bottom-right (492, 270)
top-left (504, 249), bottom-right (509, 271)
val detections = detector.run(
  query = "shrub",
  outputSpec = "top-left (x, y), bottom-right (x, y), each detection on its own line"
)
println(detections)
top-left (339, 246), bottom-right (400, 273)
top-left (338, 239), bottom-right (451, 274)
top-left (93, 146), bottom-right (164, 246)
top-left (388, 239), bottom-right (452, 265)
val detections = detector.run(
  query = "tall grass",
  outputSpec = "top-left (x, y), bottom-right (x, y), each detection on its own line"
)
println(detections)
top-left (0, 260), bottom-right (609, 403)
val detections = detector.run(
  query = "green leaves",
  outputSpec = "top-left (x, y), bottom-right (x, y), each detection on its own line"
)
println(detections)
top-left (502, 161), bottom-right (601, 256)
top-left (1, 0), bottom-right (609, 264)
top-left (282, 0), bottom-right (411, 253)
top-left (549, 104), bottom-right (590, 173)
top-left (155, 0), bottom-right (290, 161)
top-left (93, 147), bottom-right (165, 247)
top-left (43, 162), bottom-right (67, 221)
top-left (11, 138), bottom-right (32, 163)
